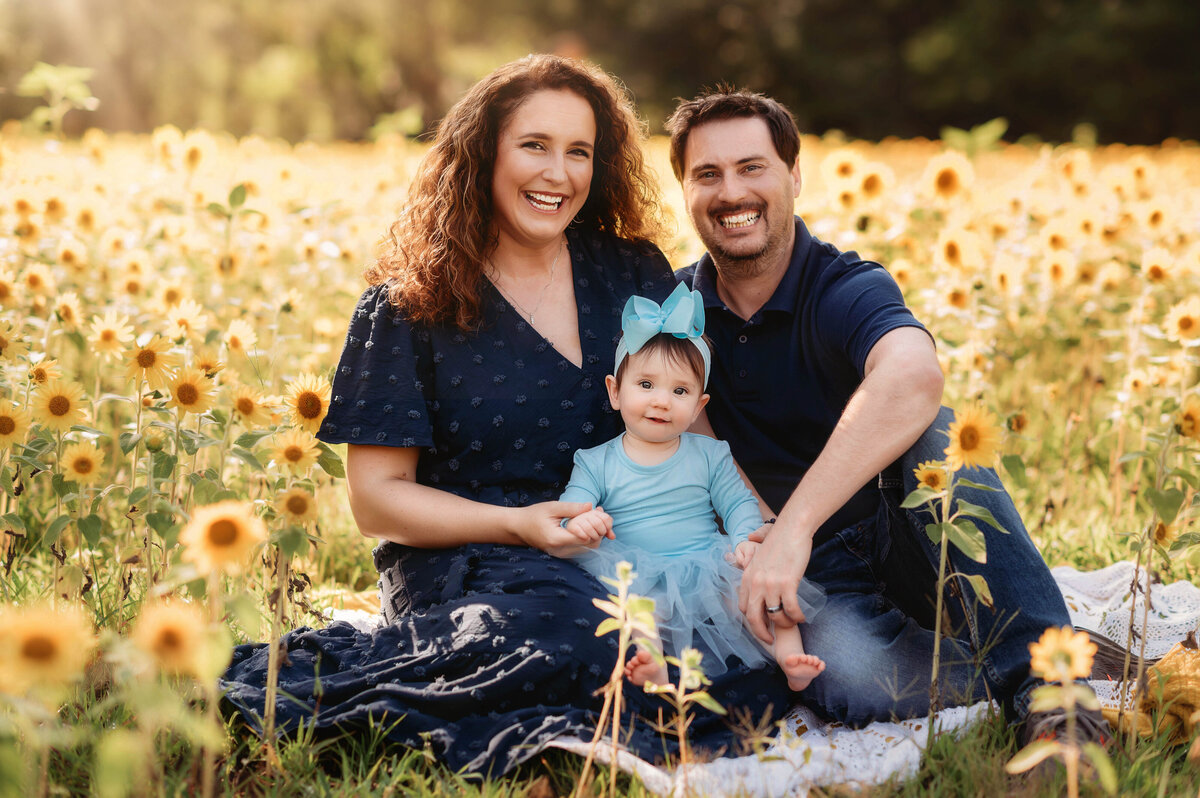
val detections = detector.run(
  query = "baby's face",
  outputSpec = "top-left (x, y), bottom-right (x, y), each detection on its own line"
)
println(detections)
top-left (606, 350), bottom-right (708, 447)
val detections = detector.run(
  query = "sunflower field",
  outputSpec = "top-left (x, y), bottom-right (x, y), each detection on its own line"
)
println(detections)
top-left (0, 120), bottom-right (1198, 796)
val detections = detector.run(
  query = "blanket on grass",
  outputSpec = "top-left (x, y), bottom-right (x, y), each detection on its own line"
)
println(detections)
top-left (327, 562), bottom-right (1200, 796)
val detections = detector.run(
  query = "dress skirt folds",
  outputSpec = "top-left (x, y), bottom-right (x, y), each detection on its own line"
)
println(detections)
top-left (221, 542), bottom-right (793, 775)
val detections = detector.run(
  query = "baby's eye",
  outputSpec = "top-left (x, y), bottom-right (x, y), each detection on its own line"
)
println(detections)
top-left (673, 387), bottom-right (689, 396)
top-left (638, 380), bottom-right (652, 390)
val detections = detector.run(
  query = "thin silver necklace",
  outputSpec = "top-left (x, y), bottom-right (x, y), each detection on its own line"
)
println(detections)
top-left (490, 237), bottom-right (564, 327)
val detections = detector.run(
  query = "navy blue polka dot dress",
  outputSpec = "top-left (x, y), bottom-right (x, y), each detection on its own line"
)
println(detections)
top-left (220, 228), bottom-right (792, 775)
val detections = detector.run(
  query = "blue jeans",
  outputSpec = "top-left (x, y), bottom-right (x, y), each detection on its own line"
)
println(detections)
top-left (797, 406), bottom-right (1070, 725)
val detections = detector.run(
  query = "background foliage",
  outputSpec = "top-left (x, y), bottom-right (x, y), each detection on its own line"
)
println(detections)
top-left (1, 0), bottom-right (1197, 143)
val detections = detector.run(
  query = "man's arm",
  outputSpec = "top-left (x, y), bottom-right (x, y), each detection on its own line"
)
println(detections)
top-left (737, 326), bottom-right (944, 643)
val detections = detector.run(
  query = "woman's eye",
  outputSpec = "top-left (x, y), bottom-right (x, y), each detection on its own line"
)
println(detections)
top-left (569, 148), bottom-right (592, 158)
top-left (522, 141), bottom-right (545, 151)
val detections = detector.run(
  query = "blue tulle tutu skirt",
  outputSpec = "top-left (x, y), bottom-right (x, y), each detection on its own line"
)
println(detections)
top-left (576, 541), bottom-right (826, 676)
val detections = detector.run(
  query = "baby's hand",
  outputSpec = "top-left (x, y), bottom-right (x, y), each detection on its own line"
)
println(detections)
top-left (565, 506), bottom-right (614, 544)
top-left (734, 540), bottom-right (760, 568)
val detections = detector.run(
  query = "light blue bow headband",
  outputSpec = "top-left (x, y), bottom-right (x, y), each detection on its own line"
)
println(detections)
top-left (614, 282), bottom-right (711, 386)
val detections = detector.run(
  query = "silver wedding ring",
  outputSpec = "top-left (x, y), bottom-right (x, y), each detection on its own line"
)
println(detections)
top-left (765, 604), bottom-right (784, 614)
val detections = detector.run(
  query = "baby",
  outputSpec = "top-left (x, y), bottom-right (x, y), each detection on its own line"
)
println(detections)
top-left (560, 283), bottom-right (825, 691)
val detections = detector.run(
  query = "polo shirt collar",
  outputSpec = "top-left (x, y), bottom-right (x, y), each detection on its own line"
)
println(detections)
top-left (690, 217), bottom-right (813, 319)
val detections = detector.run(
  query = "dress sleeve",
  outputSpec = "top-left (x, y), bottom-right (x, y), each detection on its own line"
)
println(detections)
top-left (704, 438), bottom-right (763, 547)
top-left (318, 284), bottom-right (435, 448)
top-left (558, 447), bottom-right (605, 507)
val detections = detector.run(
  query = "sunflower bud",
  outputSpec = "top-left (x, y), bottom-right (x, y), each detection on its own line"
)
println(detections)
top-left (143, 427), bottom-right (167, 453)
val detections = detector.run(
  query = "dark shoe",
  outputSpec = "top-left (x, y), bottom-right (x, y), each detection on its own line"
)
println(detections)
top-left (1017, 703), bottom-right (1112, 749)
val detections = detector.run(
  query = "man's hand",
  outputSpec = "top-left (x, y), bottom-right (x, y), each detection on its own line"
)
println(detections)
top-left (738, 525), bottom-right (814, 644)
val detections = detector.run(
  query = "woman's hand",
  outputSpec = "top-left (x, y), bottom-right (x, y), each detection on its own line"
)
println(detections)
top-left (514, 501), bottom-right (606, 551)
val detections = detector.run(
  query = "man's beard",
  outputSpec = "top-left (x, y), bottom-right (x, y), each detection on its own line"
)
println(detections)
top-left (698, 208), bottom-right (783, 280)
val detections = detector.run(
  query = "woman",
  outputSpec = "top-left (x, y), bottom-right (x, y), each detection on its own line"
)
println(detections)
top-left (221, 54), bottom-right (792, 775)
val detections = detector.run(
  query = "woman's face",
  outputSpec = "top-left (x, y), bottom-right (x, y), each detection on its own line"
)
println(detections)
top-left (491, 89), bottom-right (596, 253)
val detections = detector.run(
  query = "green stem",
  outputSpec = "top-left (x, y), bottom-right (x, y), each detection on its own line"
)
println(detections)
top-left (925, 473), bottom-right (954, 752)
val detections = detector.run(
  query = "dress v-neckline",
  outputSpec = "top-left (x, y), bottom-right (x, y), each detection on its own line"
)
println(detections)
top-left (486, 241), bottom-right (586, 371)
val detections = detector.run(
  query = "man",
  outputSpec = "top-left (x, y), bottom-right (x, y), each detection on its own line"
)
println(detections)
top-left (666, 88), bottom-right (1108, 745)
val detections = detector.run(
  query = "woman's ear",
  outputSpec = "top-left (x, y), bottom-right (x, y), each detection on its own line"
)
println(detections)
top-left (604, 374), bottom-right (620, 410)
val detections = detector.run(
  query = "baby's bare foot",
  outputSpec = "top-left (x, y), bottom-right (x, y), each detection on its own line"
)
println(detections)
top-left (625, 648), bottom-right (668, 687)
top-left (782, 653), bottom-right (825, 691)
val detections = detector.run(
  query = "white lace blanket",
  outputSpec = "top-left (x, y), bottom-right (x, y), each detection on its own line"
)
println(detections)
top-left (330, 562), bottom-right (1200, 796)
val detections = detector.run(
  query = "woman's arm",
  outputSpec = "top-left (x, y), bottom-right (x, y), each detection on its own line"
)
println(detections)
top-left (345, 444), bottom-right (596, 550)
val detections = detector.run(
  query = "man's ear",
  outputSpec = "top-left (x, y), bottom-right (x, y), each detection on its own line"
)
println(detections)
top-left (791, 160), bottom-right (802, 198)
top-left (605, 374), bottom-right (620, 410)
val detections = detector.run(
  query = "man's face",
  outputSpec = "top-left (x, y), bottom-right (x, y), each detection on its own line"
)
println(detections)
top-left (680, 116), bottom-right (801, 277)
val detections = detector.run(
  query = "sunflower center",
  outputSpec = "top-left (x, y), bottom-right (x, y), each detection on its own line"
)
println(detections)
top-left (944, 242), bottom-right (960, 262)
top-left (207, 519), bottom-right (239, 547)
top-left (1180, 317), bottom-right (1195, 332)
top-left (177, 383), bottom-right (199, 405)
top-left (73, 458), bottom-right (93, 475)
top-left (156, 628), bottom-right (183, 654)
top-left (296, 392), bottom-right (322, 419)
top-left (236, 398), bottom-right (256, 416)
top-left (960, 426), bottom-right (980, 450)
top-left (0, 416), bottom-right (14, 435)
top-left (284, 445), bottom-right (304, 462)
top-left (22, 635), bottom-right (57, 663)
top-left (100, 330), bottom-right (115, 342)
top-left (936, 170), bottom-right (957, 193)
top-left (862, 175), bottom-right (882, 195)
top-left (48, 396), bottom-right (71, 416)
top-left (286, 495), bottom-right (310, 515)
top-left (137, 349), bottom-right (157, 368)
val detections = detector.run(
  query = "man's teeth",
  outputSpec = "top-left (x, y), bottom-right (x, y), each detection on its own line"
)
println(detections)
top-left (720, 211), bottom-right (760, 228)
top-left (526, 192), bottom-right (564, 210)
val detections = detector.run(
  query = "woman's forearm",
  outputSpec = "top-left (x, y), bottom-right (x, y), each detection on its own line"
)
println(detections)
top-left (346, 444), bottom-right (524, 547)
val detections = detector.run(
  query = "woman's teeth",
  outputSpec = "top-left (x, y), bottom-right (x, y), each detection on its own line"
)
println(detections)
top-left (526, 192), bottom-right (564, 211)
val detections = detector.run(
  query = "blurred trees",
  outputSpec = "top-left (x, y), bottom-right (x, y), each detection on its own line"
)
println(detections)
top-left (1, 0), bottom-right (1195, 143)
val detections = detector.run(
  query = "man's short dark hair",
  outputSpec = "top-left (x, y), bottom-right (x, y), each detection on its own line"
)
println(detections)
top-left (665, 87), bottom-right (801, 182)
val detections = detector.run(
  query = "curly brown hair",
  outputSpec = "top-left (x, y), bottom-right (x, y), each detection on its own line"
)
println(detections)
top-left (368, 54), bottom-right (665, 331)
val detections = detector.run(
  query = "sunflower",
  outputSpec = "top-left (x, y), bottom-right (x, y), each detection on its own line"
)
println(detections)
top-left (179, 500), bottom-right (267, 576)
top-left (1141, 246), bottom-right (1171, 284)
top-left (285, 372), bottom-right (332, 434)
top-left (124, 335), bottom-right (181, 391)
top-left (946, 285), bottom-right (971, 311)
top-left (27, 358), bottom-right (61, 388)
top-left (181, 129), bottom-right (215, 174)
top-left (270, 427), bottom-right (320, 474)
top-left (944, 403), bottom-right (1002, 472)
top-left (224, 318), bottom-right (258, 353)
top-left (1178, 396), bottom-right (1200, 442)
top-left (166, 367), bottom-right (218, 417)
top-left (230, 384), bottom-right (275, 428)
top-left (1028, 626), bottom-right (1096, 683)
top-left (22, 263), bottom-right (55, 296)
top-left (56, 235), bottom-right (87, 272)
top-left (934, 227), bottom-right (983, 272)
top-left (60, 439), bottom-right (105, 485)
top-left (0, 268), bottom-right (19, 308)
top-left (193, 347), bottom-right (226, 379)
top-left (923, 151), bottom-right (974, 201)
top-left (151, 124), bottom-right (182, 165)
top-left (165, 298), bottom-right (209, 341)
top-left (276, 486), bottom-right (318, 525)
top-left (89, 309), bottom-right (134, 360)
top-left (157, 282), bottom-right (189, 310)
top-left (1007, 412), bottom-right (1029, 434)
top-left (912, 461), bottom-right (948, 491)
top-left (0, 400), bottom-right (32, 449)
top-left (1043, 251), bottom-right (1076, 287)
top-left (132, 601), bottom-right (207, 677)
top-left (859, 163), bottom-right (894, 201)
top-left (1163, 297), bottom-right (1200, 345)
top-left (1038, 217), bottom-right (1075, 253)
top-left (0, 319), bottom-right (29, 362)
top-left (820, 148), bottom-right (867, 185)
top-left (1153, 521), bottom-right (1179, 547)
top-left (52, 291), bottom-right (84, 330)
top-left (0, 603), bottom-right (95, 695)
top-left (32, 379), bottom-right (88, 432)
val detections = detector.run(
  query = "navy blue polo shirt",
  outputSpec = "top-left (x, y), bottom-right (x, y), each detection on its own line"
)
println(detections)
top-left (677, 217), bottom-right (927, 541)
